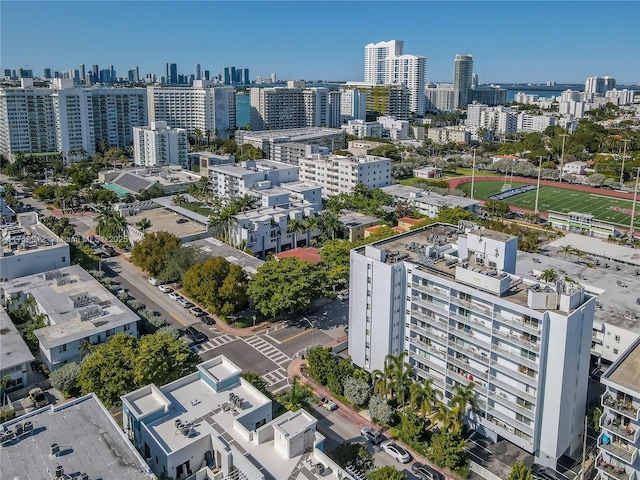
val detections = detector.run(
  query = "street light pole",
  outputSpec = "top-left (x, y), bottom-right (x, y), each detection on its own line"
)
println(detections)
top-left (559, 134), bottom-right (569, 183)
top-left (629, 167), bottom-right (640, 241)
top-left (303, 317), bottom-right (314, 348)
top-left (534, 156), bottom-right (543, 214)
top-left (620, 139), bottom-right (630, 187)
top-left (470, 147), bottom-right (477, 201)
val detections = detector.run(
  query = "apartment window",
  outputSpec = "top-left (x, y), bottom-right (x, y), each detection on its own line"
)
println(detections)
top-left (62, 256), bottom-right (66, 262)
top-left (58, 344), bottom-right (67, 353)
top-left (615, 335), bottom-right (620, 343)
top-left (614, 348), bottom-right (619, 355)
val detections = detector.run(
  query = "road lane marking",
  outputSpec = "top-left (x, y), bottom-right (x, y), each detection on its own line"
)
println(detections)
top-left (169, 312), bottom-right (189, 327)
top-left (280, 329), bottom-right (312, 343)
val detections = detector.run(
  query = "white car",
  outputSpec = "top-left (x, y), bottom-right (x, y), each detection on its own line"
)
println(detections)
top-left (148, 277), bottom-right (159, 286)
top-left (380, 441), bottom-right (412, 463)
top-left (158, 285), bottom-right (173, 293)
top-left (337, 292), bottom-right (349, 301)
top-left (168, 292), bottom-right (181, 301)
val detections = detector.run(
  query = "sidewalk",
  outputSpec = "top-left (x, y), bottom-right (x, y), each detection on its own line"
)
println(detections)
top-left (288, 357), bottom-right (458, 480)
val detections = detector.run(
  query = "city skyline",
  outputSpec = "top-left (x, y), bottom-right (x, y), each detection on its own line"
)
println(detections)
top-left (1, 1), bottom-right (639, 85)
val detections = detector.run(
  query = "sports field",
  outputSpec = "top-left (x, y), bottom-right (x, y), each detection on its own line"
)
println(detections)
top-left (458, 181), bottom-right (637, 226)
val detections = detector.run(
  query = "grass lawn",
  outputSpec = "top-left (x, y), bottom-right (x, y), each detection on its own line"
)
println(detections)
top-left (458, 181), bottom-right (637, 226)
top-left (181, 201), bottom-right (215, 216)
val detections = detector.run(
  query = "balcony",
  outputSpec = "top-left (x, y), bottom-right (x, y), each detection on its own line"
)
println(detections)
top-left (494, 312), bottom-right (541, 334)
top-left (451, 327), bottom-right (491, 348)
top-left (410, 308), bottom-right (449, 328)
top-left (450, 310), bottom-right (492, 334)
top-left (487, 406), bottom-right (534, 436)
top-left (411, 323), bottom-right (448, 345)
top-left (448, 339), bottom-right (490, 363)
top-left (491, 328), bottom-right (541, 352)
top-left (601, 414), bottom-right (638, 443)
top-left (491, 361), bottom-right (538, 388)
top-left (493, 344), bottom-right (539, 371)
top-left (603, 393), bottom-right (640, 421)
top-left (412, 364), bottom-right (445, 389)
top-left (412, 282), bottom-right (450, 300)
top-left (409, 337), bottom-right (446, 360)
top-left (488, 391), bottom-right (536, 420)
top-left (411, 295), bottom-right (449, 316)
top-left (596, 454), bottom-right (633, 480)
top-left (447, 354), bottom-right (488, 381)
top-left (599, 433), bottom-right (638, 463)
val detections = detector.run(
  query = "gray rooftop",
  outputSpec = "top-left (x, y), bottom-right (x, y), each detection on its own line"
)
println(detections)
top-left (0, 308), bottom-right (34, 370)
top-left (381, 184), bottom-right (479, 209)
top-left (0, 394), bottom-right (154, 480)
top-left (549, 233), bottom-right (640, 267)
top-left (604, 337), bottom-right (640, 393)
top-left (239, 126), bottom-right (343, 141)
top-left (209, 159), bottom-right (298, 176)
top-left (1, 265), bottom-right (139, 349)
top-left (185, 238), bottom-right (264, 275)
top-left (338, 210), bottom-right (381, 228)
top-left (235, 203), bottom-right (311, 222)
top-left (1, 213), bottom-right (67, 258)
top-left (152, 195), bottom-right (211, 226)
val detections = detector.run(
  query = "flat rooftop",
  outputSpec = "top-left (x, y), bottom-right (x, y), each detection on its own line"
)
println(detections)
top-left (1, 214), bottom-right (67, 258)
top-left (0, 394), bottom-right (154, 480)
top-left (0, 308), bottom-right (34, 370)
top-left (209, 159), bottom-right (298, 175)
top-left (1, 265), bottom-right (138, 349)
top-left (605, 339), bottom-right (640, 393)
top-left (549, 234), bottom-right (640, 267)
top-left (381, 184), bottom-right (479, 209)
top-left (338, 210), bottom-right (381, 227)
top-left (240, 126), bottom-right (343, 141)
top-left (235, 203), bottom-right (311, 222)
top-left (128, 199), bottom-right (210, 234)
top-left (185, 237), bottom-right (264, 275)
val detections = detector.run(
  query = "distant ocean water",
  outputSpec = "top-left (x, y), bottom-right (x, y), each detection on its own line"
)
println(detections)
top-left (236, 93), bottom-right (250, 128)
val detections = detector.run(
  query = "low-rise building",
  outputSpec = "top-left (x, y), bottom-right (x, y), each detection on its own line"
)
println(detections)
top-left (188, 151), bottom-right (235, 177)
top-left (338, 210), bottom-right (381, 243)
top-left (98, 166), bottom-right (201, 197)
top-left (231, 204), bottom-right (320, 259)
top-left (0, 309), bottom-right (34, 392)
top-left (208, 160), bottom-right (299, 201)
top-left (381, 185), bottom-right (479, 218)
top-left (1, 265), bottom-right (140, 371)
top-left (299, 154), bottom-right (392, 199)
top-left (427, 127), bottom-right (471, 144)
top-left (185, 237), bottom-right (265, 276)
top-left (122, 355), bottom-right (343, 480)
top-left (275, 246), bottom-right (322, 264)
top-left (517, 113), bottom-right (555, 132)
top-left (414, 166), bottom-right (443, 179)
top-left (341, 119), bottom-right (383, 139)
top-left (347, 140), bottom-right (386, 156)
top-left (547, 212), bottom-right (618, 239)
top-left (236, 127), bottom-right (345, 161)
top-left (562, 161), bottom-right (588, 176)
top-left (133, 121), bottom-right (188, 168)
top-left (1, 393), bottom-right (154, 480)
top-left (271, 143), bottom-right (328, 165)
top-left (377, 115), bottom-right (409, 140)
top-left (0, 212), bottom-right (70, 281)
top-left (598, 338), bottom-right (640, 479)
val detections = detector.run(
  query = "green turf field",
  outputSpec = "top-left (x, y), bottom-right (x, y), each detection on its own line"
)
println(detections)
top-left (458, 181), bottom-right (637, 226)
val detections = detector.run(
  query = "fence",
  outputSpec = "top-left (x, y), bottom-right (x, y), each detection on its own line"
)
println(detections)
top-left (469, 459), bottom-right (505, 480)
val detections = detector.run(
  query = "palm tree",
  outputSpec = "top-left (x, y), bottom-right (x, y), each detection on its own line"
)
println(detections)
top-left (205, 129), bottom-right (211, 147)
top-left (540, 268), bottom-right (558, 283)
top-left (172, 194), bottom-right (186, 206)
top-left (234, 194), bottom-right (258, 212)
top-left (320, 210), bottom-right (341, 240)
top-left (384, 353), bottom-right (412, 407)
top-left (193, 128), bottom-right (203, 148)
top-left (371, 363), bottom-right (394, 398)
top-left (432, 400), bottom-right (460, 432)
top-left (136, 218), bottom-right (152, 233)
top-left (282, 376), bottom-right (313, 412)
top-left (559, 245), bottom-right (575, 261)
top-left (304, 215), bottom-right (321, 245)
top-left (287, 218), bottom-right (307, 248)
top-left (450, 382), bottom-right (479, 422)
top-left (409, 379), bottom-right (441, 418)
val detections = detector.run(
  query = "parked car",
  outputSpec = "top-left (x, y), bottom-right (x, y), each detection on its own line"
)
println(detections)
top-left (168, 292), bottom-right (181, 301)
top-left (201, 315), bottom-right (215, 326)
top-left (323, 400), bottom-right (338, 411)
top-left (337, 292), bottom-right (349, 301)
top-left (177, 298), bottom-right (194, 308)
top-left (185, 326), bottom-right (206, 344)
top-left (190, 306), bottom-right (205, 317)
top-left (412, 462), bottom-right (444, 480)
top-left (380, 441), bottom-right (412, 463)
top-left (114, 286), bottom-right (127, 295)
top-left (360, 427), bottom-right (383, 445)
top-left (148, 277), bottom-right (159, 286)
top-left (29, 387), bottom-right (49, 408)
top-left (158, 285), bottom-right (173, 293)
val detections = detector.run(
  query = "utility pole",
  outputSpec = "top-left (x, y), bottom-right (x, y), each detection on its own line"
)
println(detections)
top-left (559, 133), bottom-right (569, 183)
top-left (630, 167), bottom-right (640, 240)
top-left (620, 138), bottom-right (630, 187)
top-left (470, 146), bottom-right (477, 201)
top-left (534, 156), bottom-right (543, 214)
top-left (580, 414), bottom-right (587, 480)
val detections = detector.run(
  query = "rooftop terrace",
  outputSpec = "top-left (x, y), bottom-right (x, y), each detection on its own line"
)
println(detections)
top-left (604, 338), bottom-right (640, 394)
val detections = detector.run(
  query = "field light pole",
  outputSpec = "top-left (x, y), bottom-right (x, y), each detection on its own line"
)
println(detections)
top-left (559, 134), bottom-right (569, 183)
top-left (620, 139), bottom-right (630, 187)
top-left (303, 317), bottom-right (314, 348)
top-left (534, 156), bottom-right (543, 214)
top-left (470, 146), bottom-right (477, 200)
top-left (630, 167), bottom-right (640, 240)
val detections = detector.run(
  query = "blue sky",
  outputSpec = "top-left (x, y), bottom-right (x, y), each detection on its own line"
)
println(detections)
top-left (2, 1), bottom-right (639, 84)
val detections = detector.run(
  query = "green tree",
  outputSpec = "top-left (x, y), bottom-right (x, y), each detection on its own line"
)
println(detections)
top-left (409, 379), bottom-right (441, 418)
top-left (384, 352), bottom-right (412, 406)
top-left (131, 231), bottom-right (181, 276)
top-left (507, 463), bottom-right (534, 480)
top-left (400, 410), bottom-right (427, 443)
top-left (432, 401), bottom-right (460, 433)
top-left (183, 257), bottom-right (249, 315)
top-left (133, 333), bottom-right (200, 387)
top-left (484, 199), bottom-right (511, 217)
top-left (367, 466), bottom-right (407, 480)
top-left (96, 209), bottom-right (127, 239)
top-left (49, 362), bottom-right (81, 396)
top-left (159, 245), bottom-right (206, 283)
top-left (241, 372), bottom-right (271, 398)
top-left (135, 217), bottom-right (152, 233)
top-left (435, 206), bottom-right (475, 224)
top-left (319, 239), bottom-right (353, 289)
top-left (320, 210), bottom-right (342, 240)
top-left (248, 258), bottom-right (328, 317)
top-left (78, 334), bottom-right (138, 408)
top-left (328, 442), bottom-right (374, 472)
top-left (428, 429), bottom-right (467, 472)
top-left (343, 376), bottom-right (370, 407)
top-left (450, 382), bottom-right (479, 429)
top-left (368, 394), bottom-right (395, 425)
top-left (306, 346), bottom-right (336, 386)
top-left (540, 268), bottom-right (558, 283)
top-left (279, 376), bottom-right (313, 411)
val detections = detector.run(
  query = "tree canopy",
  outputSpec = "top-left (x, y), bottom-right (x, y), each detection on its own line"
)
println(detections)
top-left (78, 333), bottom-right (199, 408)
top-left (248, 258), bottom-right (328, 317)
top-left (367, 466), bottom-right (407, 480)
top-left (131, 231), bottom-right (181, 277)
top-left (507, 463), bottom-right (534, 480)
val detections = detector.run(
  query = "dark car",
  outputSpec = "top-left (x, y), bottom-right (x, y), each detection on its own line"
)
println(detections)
top-left (412, 463), bottom-right (444, 480)
top-left (185, 326), bottom-right (206, 344)
top-left (201, 315), bottom-right (215, 325)
top-left (531, 464), bottom-right (564, 480)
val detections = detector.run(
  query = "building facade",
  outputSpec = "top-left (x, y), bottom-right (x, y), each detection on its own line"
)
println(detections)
top-left (236, 127), bottom-right (345, 161)
top-left (453, 54), bottom-right (474, 106)
top-left (348, 225), bottom-right (595, 466)
top-left (341, 120), bottom-right (383, 139)
top-left (299, 154), bottom-right (392, 198)
top-left (133, 121), bottom-right (188, 167)
top-left (207, 159), bottom-right (299, 200)
top-left (425, 84), bottom-right (460, 112)
top-left (147, 81), bottom-right (236, 139)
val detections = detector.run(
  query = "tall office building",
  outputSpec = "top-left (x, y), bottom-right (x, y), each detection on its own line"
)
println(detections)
top-left (348, 224), bottom-right (595, 467)
top-left (92, 65), bottom-right (99, 80)
top-left (243, 68), bottom-right (250, 85)
top-left (271, 73), bottom-right (277, 84)
top-left (79, 64), bottom-right (86, 82)
top-left (364, 40), bottom-right (425, 115)
top-left (223, 67), bottom-right (231, 84)
top-left (195, 63), bottom-right (201, 81)
top-left (453, 54), bottom-right (474, 106)
top-left (147, 81), bottom-right (236, 139)
top-left (128, 66), bottom-right (140, 83)
top-left (43, 68), bottom-right (52, 79)
top-left (165, 63), bottom-right (178, 85)
top-left (364, 40), bottom-right (404, 85)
